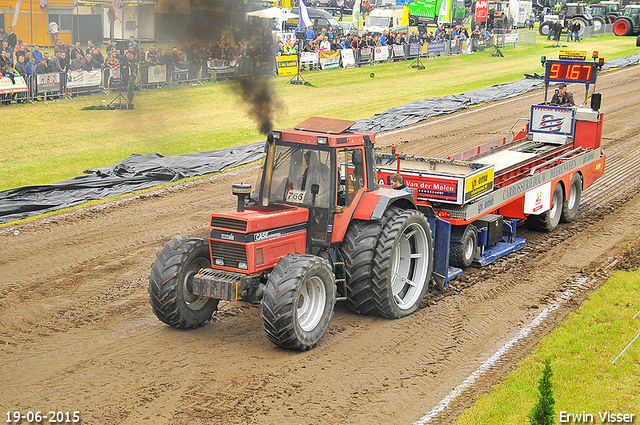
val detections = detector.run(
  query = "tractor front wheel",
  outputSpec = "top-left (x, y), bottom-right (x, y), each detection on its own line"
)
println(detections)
top-left (539, 21), bottom-right (552, 36)
top-left (148, 236), bottom-right (219, 329)
top-left (371, 209), bottom-right (433, 319)
top-left (261, 254), bottom-right (336, 351)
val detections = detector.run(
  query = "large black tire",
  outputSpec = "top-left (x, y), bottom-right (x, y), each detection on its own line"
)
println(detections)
top-left (561, 173), bottom-right (582, 223)
top-left (539, 21), bottom-right (552, 36)
top-left (592, 16), bottom-right (606, 33)
top-left (371, 209), bottom-right (433, 319)
top-left (637, 34), bottom-right (640, 47)
top-left (525, 183), bottom-right (564, 233)
top-left (613, 18), bottom-right (632, 36)
top-left (148, 236), bottom-right (219, 328)
top-left (261, 254), bottom-right (336, 351)
top-left (450, 224), bottom-right (478, 268)
top-left (338, 220), bottom-right (384, 315)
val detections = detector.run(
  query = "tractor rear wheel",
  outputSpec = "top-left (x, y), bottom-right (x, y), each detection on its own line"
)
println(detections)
top-left (450, 224), bottom-right (478, 268)
top-left (613, 18), bottom-right (632, 36)
top-left (371, 209), bottom-right (433, 319)
top-left (148, 236), bottom-right (219, 329)
top-left (525, 183), bottom-right (564, 233)
top-left (592, 16), bottom-right (606, 33)
top-left (539, 21), bottom-right (552, 36)
top-left (561, 173), bottom-right (582, 223)
top-left (261, 254), bottom-right (335, 351)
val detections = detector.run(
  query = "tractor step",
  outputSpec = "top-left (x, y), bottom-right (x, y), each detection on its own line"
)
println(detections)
top-left (473, 237), bottom-right (526, 267)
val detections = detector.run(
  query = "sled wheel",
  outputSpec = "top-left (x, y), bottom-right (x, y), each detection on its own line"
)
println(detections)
top-left (450, 224), bottom-right (478, 268)
top-left (561, 173), bottom-right (582, 223)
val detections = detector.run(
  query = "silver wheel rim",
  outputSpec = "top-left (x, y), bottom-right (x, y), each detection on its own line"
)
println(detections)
top-left (182, 257), bottom-right (210, 311)
top-left (297, 275), bottom-right (326, 332)
top-left (550, 188), bottom-right (561, 220)
top-left (593, 20), bottom-right (602, 32)
top-left (568, 181), bottom-right (579, 210)
top-left (391, 222), bottom-right (429, 310)
top-left (464, 234), bottom-right (475, 262)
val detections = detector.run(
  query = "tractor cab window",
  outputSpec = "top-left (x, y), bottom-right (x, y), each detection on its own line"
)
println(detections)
top-left (338, 147), bottom-right (365, 207)
top-left (266, 144), bottom-right (333, 209)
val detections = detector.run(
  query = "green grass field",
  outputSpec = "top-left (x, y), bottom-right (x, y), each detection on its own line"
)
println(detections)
top-left (455, 260), bottom-right (640, 425)
top-left (2, 34), bottom-right (638, 192)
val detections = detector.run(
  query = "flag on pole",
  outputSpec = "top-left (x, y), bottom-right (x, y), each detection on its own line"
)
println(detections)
top-left (12, 0), bottom-right (22, 27)
top-left (110, 0), bottom-right (124, 20)
top-left (298, 0), bottom-right (313, 29)
top-left (352, 0), bottom-right (361, 24)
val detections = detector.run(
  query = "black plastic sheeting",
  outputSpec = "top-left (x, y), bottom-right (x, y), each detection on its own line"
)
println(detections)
top-left (351, 53), bottom-right (640, 134)
top-left (0, 143), bottom-right (265, 224)
top-left (3, 54), bottom-right (639, 224)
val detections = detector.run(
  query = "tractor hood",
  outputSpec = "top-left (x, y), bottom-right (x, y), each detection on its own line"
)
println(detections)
top-left (210, 203), bottom-right (309, 235)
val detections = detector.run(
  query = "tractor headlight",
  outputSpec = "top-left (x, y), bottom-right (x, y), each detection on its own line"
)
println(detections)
top-left (214, 257), bottom-right (224, 267)
top-left (237, 261), bottom-right (248, 270)
top-left (317, 136), bottom-right (329, 145)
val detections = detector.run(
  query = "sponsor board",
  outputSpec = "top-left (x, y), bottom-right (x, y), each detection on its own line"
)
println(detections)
top-left (524, 181), bottom-right (552, 214)
top-left (276, 55), bottom-right (298, 76)
top-left (67, 69), bottom-right (101, 88)
top-left (374, 46), bottom-right (390, 62)
top-left (147, 65), bottom-right (166, 83)
top-left (0, 76), bottom-right (29, 94)
top-left (319, 50), bottom-right (341, 70)
top-left (37, 73), bottom-right (63, 93)
top-left (559, 50), bottom-right (587, 60)
top-left (341, 49), bottom-right (356, 68)
top-left (464, 168), bottom-right (495, 203)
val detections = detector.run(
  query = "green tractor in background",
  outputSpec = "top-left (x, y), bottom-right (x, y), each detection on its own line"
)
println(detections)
top-left (587, 1), bottom-right (621, 31)
top-left (613, 4), bottom-right (640, 38)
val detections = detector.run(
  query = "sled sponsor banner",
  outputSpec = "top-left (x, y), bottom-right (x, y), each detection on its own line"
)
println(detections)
top-left (0, 76), bottom-right (29, 94)
top-left (392, 44), bottom-right (405, 58)
top-left (374, 46), bottom-right (389, 62)
top-left (341, 49), bottom-right (356, 68)
top-left (276, 55), bottom-right (298, 76)
top-left (559, 50), bottom-right (587, 60)
top-left (524, 181), bottom-right (552, 215)
top-left (319, 50), bottom-right (341, 69)
top-left (207, 59), bottom-right (239, 74)
top-left (464, 167), bottom-right (495, 203)
top-left (530, 105), bottom-right (574, 136)
top-left (147, 65), bottom-right (166, 83)
top-left (66, 69), bottom-right (102, 88)
top-left (37, 73), bottom-right (63, 93)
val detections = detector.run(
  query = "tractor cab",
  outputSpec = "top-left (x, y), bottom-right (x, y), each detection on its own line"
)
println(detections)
top-left (249, 117), bottom-right (378, 253)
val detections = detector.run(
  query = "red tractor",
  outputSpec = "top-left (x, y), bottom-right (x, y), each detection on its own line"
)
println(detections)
top-left (148, 117), bottom-right (444, 351)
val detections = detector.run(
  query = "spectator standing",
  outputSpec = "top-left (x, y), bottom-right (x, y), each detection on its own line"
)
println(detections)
top-left (49, 51), bottom-right (64, 73)
top-left (305, 25), bottom-right (315, 47)
top-left (565, 19), bottom-right (573, 42)
top-left (92, 46), bottom-right (105, 66)
top-left (85, 40), bottom-right (95, 56)
top-left (70, 52), bottom-right (85, 70)
top-left (379, 30), bottom-right (387, 46)
top-left (54, 39), bottom-right (64, 54)
top-left (528, 11), bottom-right (536, 30)
top-left (62, 41), bottom-right (71, 59)
top-left (59, 52), bottom-right (69, 71)
top-left (6, 27), bottom-right (17, 58)
top-left (71, 42), bottom-right (84, 60)
top-left (572, 21), bottom-right (581, 42)
top-left (35, 57), bottom-right (49, 74)
top-left (0, 28), bottom-right (6, 42)
top-left (105, 39), bottom-right (116, 55)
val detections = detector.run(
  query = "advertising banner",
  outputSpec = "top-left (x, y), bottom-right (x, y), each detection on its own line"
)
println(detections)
top-left (359, 47), bottom-right (372, 63)
top-left (524, 181), bottom-right (551, 215)
top-left (392, 44), bottom-right (405, 58)
top-left (300, 52), bottom-right (319, 69)
top-left (409, 43), bottom-right (421, 57)
top-left (374, 46), bottom-right (389, 62)
top-left (276, 55), bottom-right (298, 76)
top-left (427, 41), bottom-right (446, 56)
top-left (319, 50), bottom-right (341, 70)
top-left (67, 69), bottom-right (102, 88)
top-left (37, 73), bottom-right (63, 93)
top-left (475, 0), bottom-right (488, 22)
top-left (341, 49), bottom-right (356, 68)
top-left (530, 105), bottom-right (575, 136)
top-left (207, 59), bottom-right (239, 74)
top-left (147, 65), bottom-right (167, 83)
top-left (110, 67), bottom-right (121, 78)
top-left (0, 76), bottom-right (29, 94)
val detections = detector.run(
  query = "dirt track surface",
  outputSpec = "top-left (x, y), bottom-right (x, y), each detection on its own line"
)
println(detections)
top-left (2, 64), bottom-right (640, 425)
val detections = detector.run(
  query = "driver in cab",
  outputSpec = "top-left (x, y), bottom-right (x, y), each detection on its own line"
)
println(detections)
top-left (550, 83), bottom-right (575, 107)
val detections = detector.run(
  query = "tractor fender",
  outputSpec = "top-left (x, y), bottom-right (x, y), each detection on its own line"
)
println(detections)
top-left (352, 189), bottom-right (415, 221)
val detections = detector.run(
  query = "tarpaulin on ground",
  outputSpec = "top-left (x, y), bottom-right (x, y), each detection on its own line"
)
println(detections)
top-left (352, 53), bottom-right (640, 134)
top-left (0, 142), bottom-right (265, 224)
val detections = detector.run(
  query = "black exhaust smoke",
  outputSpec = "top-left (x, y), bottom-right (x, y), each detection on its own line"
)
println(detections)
top-left (233, 76), bottom-right (281, 135)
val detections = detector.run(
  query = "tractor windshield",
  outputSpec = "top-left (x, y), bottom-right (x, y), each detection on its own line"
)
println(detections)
top-left (258, 144), bottom-right (334, 209)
